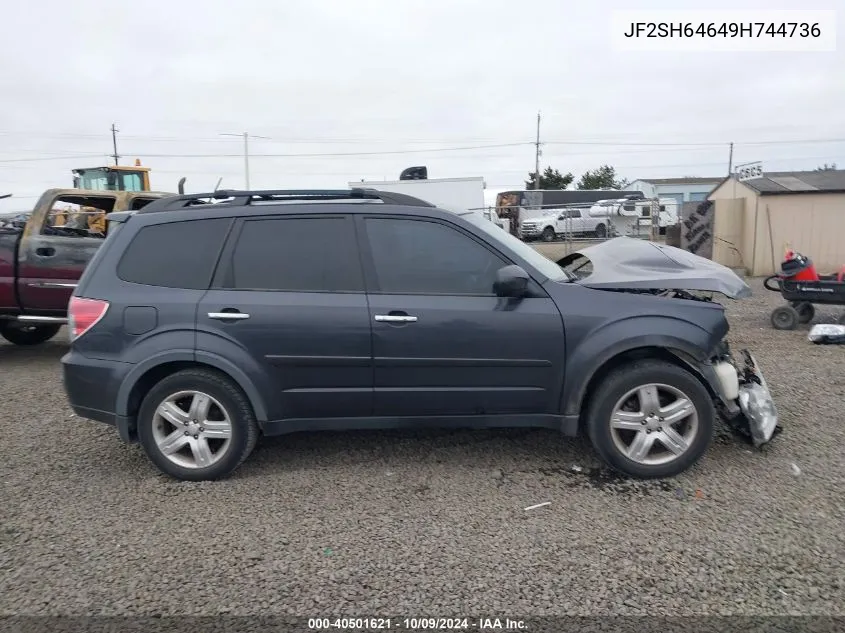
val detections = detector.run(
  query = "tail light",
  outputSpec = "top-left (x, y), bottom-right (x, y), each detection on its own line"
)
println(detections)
top-left (68, 297), bottom-right (109, 341)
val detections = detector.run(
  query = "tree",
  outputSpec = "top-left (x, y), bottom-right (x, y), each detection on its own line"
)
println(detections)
top-left (525, 166), bottom-right (574, 190)
top-left (576, 165), bottom-right (630, 190)
top-left (815, 163), bottom-right (837, 171)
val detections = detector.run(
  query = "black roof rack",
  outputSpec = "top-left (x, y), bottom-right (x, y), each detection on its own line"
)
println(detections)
top-left (137, 187), bottom-right (436, 213)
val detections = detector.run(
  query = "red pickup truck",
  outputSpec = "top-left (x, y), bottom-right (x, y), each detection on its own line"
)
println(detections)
top-left (0, 188), bottom-right (168, 345)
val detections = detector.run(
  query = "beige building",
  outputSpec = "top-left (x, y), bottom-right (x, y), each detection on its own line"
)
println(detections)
top-left (708, 170), bottom-right (845, 276)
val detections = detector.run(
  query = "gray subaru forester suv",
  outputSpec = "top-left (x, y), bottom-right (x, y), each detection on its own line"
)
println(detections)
top-left (62, 188), bottom-right (779, 481)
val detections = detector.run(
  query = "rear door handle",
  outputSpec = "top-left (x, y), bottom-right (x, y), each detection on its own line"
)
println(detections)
top-left (36, 247), bottom-right (56, 257)
top-left (374, 314), bottom-right (417, 323)
top-left (208, 311), bottom-right (250, 320)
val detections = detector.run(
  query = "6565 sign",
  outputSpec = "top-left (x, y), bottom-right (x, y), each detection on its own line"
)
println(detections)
top-left (736, 161), bottom-right (763, 182)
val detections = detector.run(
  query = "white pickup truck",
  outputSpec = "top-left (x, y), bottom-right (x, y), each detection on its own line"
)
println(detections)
top-left (519, 197), bottom-right (679, 242)
top-left (519, 206), bottom-right (612, 242)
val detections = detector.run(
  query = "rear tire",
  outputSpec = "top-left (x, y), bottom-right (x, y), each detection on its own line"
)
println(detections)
top-left (771, 305), bottom-right (799, 330)
top-left (791, 301), bottom-right (815, 324)
top-left (0, 322), bottom-right (62, 346)
top-left (594, 224), bottom-right (607, 238)
top-left (137, 368), bottom-right (259, 481)
top-left (585, 360), bottom-right (714, 479)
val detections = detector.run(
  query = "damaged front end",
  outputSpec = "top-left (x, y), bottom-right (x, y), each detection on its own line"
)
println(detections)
top-left (709, 343), bottom-right (780, 447)
top-left (559, 238), bottom-right (780, 448)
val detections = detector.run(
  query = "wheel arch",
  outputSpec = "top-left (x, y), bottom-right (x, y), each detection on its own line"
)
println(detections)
top-left (116, 351), bottom-right (269, 434)
top-left (567, 344), bottom-right (719, 432)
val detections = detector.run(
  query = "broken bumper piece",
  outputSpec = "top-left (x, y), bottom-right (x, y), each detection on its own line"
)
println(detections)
top-left (737, 351), bottom-right (779, 447)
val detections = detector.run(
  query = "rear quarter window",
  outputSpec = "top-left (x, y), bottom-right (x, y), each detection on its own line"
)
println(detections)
top-left (117, 218), bottom-right (232, 289)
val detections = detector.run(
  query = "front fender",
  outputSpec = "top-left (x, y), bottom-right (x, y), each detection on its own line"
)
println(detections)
top-left (561, 316), bottom-right (719, 417)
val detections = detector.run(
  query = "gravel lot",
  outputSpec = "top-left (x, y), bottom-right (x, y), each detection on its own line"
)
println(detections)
top-left (1, 277), bottom-right (844, 617)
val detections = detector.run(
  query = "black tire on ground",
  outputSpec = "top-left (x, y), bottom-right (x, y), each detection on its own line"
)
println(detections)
top-left (0, 322), bottom-right (62, 346)
top-left (585, 359), bottom-right (715, 479)
top-left (791, 301), bottom-right (815, 324)
top-left (594, 224), bottom-right (607, 238)
top-left (541, 227), bottom-right (556, 242)
top-left (771, 305), bottom-right (799, 330)
top-left (137, 368), bottom-right (260, 481)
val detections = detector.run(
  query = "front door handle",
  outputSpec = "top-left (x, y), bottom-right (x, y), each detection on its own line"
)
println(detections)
top-left (374, 314), bottom-right (417, 323)
top-left (208, 311), bottom-right (250, 321)
top-left (36, 247), bottom-right (56, 257)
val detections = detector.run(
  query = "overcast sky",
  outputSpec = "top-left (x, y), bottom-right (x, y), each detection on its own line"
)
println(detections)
top-left (1, 0), bottom-right (843, 210)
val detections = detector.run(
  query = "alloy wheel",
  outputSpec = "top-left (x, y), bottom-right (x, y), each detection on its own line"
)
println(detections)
top-left (609, 383), bottom-right (699, 466)
top-left (151, 390), bottom-right (233, 469)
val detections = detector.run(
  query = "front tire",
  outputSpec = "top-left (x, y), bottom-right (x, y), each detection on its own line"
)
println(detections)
top-left (541, 227), bottom-right (556, 242)
top-left (594, 224), bottom-right (607, 238)
top-left (137, 369), bottom-right (259, 481)
top-left (771, 305), bottom-right (799, 330)
top-left (585, 360), bottom-right (714, 479)
top-left (0, 322), bottom-right (62, 346)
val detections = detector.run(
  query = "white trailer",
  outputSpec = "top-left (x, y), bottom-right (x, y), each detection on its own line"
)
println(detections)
top-left (587, 197), bottom-right (680, 236)
top-left (347, 176), bottom-right (500, 225)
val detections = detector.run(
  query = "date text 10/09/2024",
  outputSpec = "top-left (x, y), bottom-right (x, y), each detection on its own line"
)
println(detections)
top-left (623, 22), bottom-right (822, 38)
top-left (308, 618), bottom-right (527, 630)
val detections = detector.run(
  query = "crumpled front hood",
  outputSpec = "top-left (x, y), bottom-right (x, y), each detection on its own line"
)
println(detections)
top-left (557, 237), bottom-right (752, 299)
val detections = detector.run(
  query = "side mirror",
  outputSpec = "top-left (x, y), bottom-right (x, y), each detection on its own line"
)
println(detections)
top-left (494, 265), bottom-right (530, 298)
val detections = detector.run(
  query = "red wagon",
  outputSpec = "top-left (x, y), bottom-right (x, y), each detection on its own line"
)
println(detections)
top-left (764, 249), bottom-right (845, 330)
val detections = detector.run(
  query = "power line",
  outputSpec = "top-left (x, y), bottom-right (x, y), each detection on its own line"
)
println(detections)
top-left (3, 138), bottom-right (839, 163)
top-left (543, 138), bottom-right (845, 147)
top-left (120, 142), bottom-right (535, 159)
top-left (0, 154), bottom-right (106, 164)
top-left (0, 133), bottom-right (843, 155)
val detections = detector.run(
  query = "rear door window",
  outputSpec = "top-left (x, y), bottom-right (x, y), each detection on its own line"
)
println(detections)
top-left (221, 216), bottom-right (363, 292)
top-left (117, 218), bottom-right (232, 289)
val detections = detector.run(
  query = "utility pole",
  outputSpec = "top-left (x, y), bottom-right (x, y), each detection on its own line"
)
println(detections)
top-left (534, 111), bottom-right (542, 189)
top-left (110, 123), bottom-right (120, 165)
top-left (220, 131), bottom-right (270, 189)
top-left (728, 142), bottom-right (734, 175)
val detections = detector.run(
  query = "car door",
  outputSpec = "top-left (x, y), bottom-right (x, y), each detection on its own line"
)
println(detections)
top-left (197, 214), bottom-right (373, 421)
top-left (356, 214), bottom-right (566, 418)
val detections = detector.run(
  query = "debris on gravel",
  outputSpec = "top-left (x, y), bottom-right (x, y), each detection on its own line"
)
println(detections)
top-left (1, 277), bottom-right (844, 616)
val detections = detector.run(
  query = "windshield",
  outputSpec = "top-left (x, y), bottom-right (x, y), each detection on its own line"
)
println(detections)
top-left (78, 169), bottom-right (145, 192)
top-left (463, 213), bottom-right (573, 282)
top-left (78, 170), bottom-right (111, 190)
